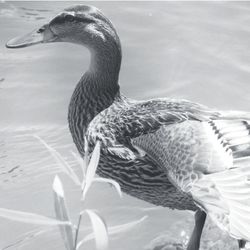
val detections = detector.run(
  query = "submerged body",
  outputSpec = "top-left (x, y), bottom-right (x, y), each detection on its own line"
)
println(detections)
top-left (6, 4), bottom-right (250, 249)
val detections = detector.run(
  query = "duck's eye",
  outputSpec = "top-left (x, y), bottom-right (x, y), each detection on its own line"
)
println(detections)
top-left (37, 26), bottom-right (45, 33)
top-left (65, 14), bottom-right (75, 22)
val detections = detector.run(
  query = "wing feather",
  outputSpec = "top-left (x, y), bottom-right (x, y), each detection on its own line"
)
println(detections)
top-left (91, 97), bottom-right (250, 240)
top-left (129, 115), bottom-right (250, 241)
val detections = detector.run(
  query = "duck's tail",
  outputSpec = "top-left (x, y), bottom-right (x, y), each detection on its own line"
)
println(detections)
top-left (194, 116), bottom-right (250, 241)
top-left (208, 155), bottom-right (250, 241)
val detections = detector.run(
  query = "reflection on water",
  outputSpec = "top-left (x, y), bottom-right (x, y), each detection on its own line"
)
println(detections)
top-left (0, 3), bottom-right (52, 20)
top-left (1, 1), bottom-right (250, 250)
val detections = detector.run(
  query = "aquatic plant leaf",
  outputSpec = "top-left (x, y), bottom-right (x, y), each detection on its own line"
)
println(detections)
top-left (77, 209), bottom-right (108, 250)
top-left (82, 141), bottom-right (101, 199)
top-left (53, 175), bottom-right (74, 250)
top-left (94, 177), bottom-right (122, 198)
top-left (74, 213), bottom-right (83, 250)
top-left (84, 136), bottom-right (89, 166)
top-left (76, 216), bottom-right (148, 249)
top-left (81, 137), bottom-right (89, 188)
top-left (2, 228), bottom-right (52, 250)
top-left (34, 135), bottom-right (81, 186)
top-left (0, 207), bottom-right (71, 226)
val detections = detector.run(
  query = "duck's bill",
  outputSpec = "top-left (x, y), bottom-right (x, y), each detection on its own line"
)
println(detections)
top-left (6, 25), bottom-right (57, 49)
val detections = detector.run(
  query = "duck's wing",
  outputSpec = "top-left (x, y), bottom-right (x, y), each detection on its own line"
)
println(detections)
top-left (116, 98), bottom-right (220, 138)
top-left (104, 98), bottom-right (218, 160)
top-left (111, 99), bottom-right (250, 240)
top-left (105, 98), bottom-right (218, 159)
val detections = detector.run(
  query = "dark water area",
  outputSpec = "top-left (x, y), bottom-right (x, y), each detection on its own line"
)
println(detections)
top-left (1, 1), bottom-right (250, 250)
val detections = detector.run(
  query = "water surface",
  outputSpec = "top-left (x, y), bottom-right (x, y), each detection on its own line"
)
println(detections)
top-left (1, 1), bottom-right (250, 250)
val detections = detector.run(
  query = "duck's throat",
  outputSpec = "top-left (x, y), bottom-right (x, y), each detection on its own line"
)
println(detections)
top-left (68, 43), bottom-right (121, 155)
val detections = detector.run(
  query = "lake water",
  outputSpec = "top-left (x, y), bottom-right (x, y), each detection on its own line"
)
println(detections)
top-left (1, 1), bottom-right (250, 250)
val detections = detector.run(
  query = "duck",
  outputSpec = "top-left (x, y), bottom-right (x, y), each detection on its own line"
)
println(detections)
top-left (6, 5), bottom-right (250, 250)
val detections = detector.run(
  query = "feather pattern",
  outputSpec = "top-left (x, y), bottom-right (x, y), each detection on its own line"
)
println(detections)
top-left (7, 3), bottom-right (250, 246)
top-left (109, 110), bottom-right (250, 241)
top-left (48, 4), bottom-right (250, 242)
top-left (86, 97), bottom-right (250, 240)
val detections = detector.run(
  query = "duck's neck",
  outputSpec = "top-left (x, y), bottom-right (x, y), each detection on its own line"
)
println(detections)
top-left (68, 40), bottom-right (122, 155)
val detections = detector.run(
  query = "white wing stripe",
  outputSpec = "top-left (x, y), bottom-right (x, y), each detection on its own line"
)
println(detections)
top-left (230, 136), bottom-right (250, 146)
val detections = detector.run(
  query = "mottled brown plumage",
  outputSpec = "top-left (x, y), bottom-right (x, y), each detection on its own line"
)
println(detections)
top-left (6, 4), bottom-right (250, 249)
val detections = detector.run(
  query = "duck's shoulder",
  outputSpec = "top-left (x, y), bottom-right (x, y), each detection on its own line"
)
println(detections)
top-left (86, 96), bottom-right (128, 145)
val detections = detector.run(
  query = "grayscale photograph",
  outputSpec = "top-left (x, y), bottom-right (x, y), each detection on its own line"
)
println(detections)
top-left (1, 1), bottom-right (250, 250)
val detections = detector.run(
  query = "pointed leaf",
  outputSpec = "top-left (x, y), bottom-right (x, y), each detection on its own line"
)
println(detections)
top-left (84, 136), bottom-right (89, 162)
top-left (53, 176), bottom-right (74, 250)
top-left (53, 175), bottom-right (65, 197)
top-left (83, 137), bottom-right (89, 185)
top-left (74, 213), bottom-right (83, 249)
top-left (0, 207), bottom-right (71, 226)
top-left (76, 216), bottom-right (148, 249)
top-left (34, 135), bottom-right (81, 186)
top-left (94, 177), bottom-right (122, 198)
top-left (77, 209), bottom-right (108, 250)
top-left (82, 141), bottom-right (101, 199)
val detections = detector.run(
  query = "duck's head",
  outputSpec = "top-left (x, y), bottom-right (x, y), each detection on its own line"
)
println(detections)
top-left (6, 5), bottom-right (120, 51)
